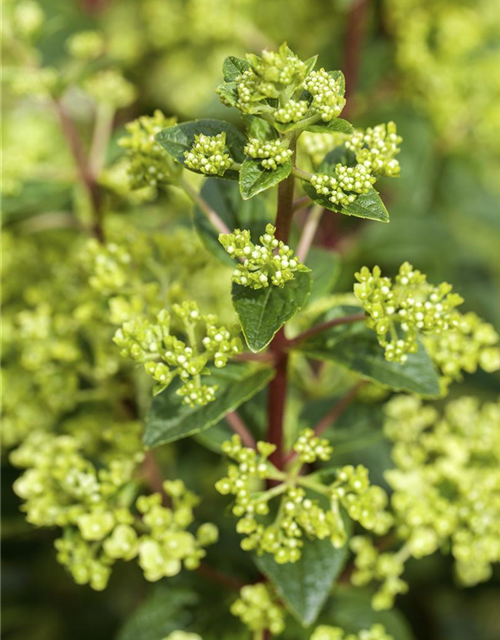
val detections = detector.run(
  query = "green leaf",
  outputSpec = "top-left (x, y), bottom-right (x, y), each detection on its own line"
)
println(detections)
top-left (222, 56), bottom-right (250, 81)
top-left (144, 363), bottom-right (274, 448)
top-left (232, 272), bottom-right (312, 353)
top-left (239, 158), bottom-right (292, 199)
top-left (295, 305), bottom-right (440, 397)
top-left (255, 536), bottom-right (349, 627)
top-left (156, 119), bottom-right (247, 180)
top-left (243, 115), bottom-right (278, 140)
top-left (321, 588), bottom-right (415, 640)
top-left (193, 179), bottom-right (270, 265)
top-left (303, 183), bottom-right (389, 223)
top-left (117, 585), bottom-right (197, 640)
top-left (216, 82), bottom-right (239, 107)
top-left (305, 247), bottom-right (341, 301)
top-left (306, 118), bottom-right (354, 135)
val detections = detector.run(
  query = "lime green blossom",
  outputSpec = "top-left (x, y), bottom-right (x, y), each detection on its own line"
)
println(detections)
top-left (354, 262), bottom-right (464, 363)
top-left (310, 165), bottom-right (375, 207)
top-left (346, 122), bottom-right (402, 177)
top-left (219, 224), bottom-right (309, 289)
top-left (311, 624), bottom-right (394, 640)
top-left (216, 434), bottom-right (390, 563)
top-left (113, 301), bottom-right (242, 403)
top-left (11, 432), bottom-right (217, 589)
top-left (119, 110), bottom-right (180, 189)
top-left (275, 99), bottom-right (309, 124)
top-left (66, 30), bottom-right (104, 60)
top-left (293, 428), bottom-right (333, 463)
top-left (11, 0), bottom-right (44, 38)
top-left (244, 138), bottom-right (293, 170)
top-left (304, 68), bottom-right (346, 122)
top-left (163, 633), bottom-right (203, 640)
top-left (231, 584), bottom-right (285, 636)
top-left (83, 69), bottom-right (136, 109)
top-left (184, 133), bottom-right (233, 176)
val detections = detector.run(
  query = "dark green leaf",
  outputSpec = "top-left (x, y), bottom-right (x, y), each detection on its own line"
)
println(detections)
top-left (303, 183), bottom-right (389, 223)
top-left (243, 116), bottom-right (278, 141)
top-left (117, 585), bottom-right (197, 640)
top-left (144, 363), bottom-right (274, 447)
top-left (255, 536), bottom-right (349, 627)
top-left (232, 272), bottom-right (312, 352)
top-left (222, 56), bottom-right (250, 81)
top-left (156, 119), bottom-right (247, 180)
top-left (295, 305), bottom-right (440, 397)
top-left (216, 82), bottom-right (239, 107)
top-left (306, 118), bottom-right (354, 135)
top-left (239, 158), bottom-right (292, 199)
top-left (193, 179), bottom-right (270, 265)
top-left (305, 247), bottom-right (341, 301)
top-left (321, 588), bottom-right (415, 640)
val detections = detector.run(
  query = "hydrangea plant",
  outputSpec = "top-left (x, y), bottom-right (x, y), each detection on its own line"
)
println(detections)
top-left (3, 23), bottom-right (500, 640)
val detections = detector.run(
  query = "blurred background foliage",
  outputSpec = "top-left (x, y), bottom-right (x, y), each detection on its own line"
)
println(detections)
top-left (2, 0), bottom-right (499, 639)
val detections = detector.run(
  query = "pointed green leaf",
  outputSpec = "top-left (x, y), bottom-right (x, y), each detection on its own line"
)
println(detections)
top-left (306, 118), bottom-right (354, 135)
top-left (216, 82), bottom-right (239, 107)
top-left (255, 536), bottom-right (349, 627)
top-left (243, 115), bottom-right (279, 140)
top-left (239, 158), bottom-right (293, 199)
top-left (306, 247), bottom-right (341, 301)
top-left (193, 179), bottom-right (270, 265)
top-left (222, 56), bottom-right (250, 81)
top-left (144, 363), bottom-right (274, 448)
top-left (303, 183), bottom-right (389, 223)
top-left (232, 272), bottom-right (311, 352)
top-left (294, 305), bottom-right (440, 397)
top-left (156, 119), bottom-right (246, 180)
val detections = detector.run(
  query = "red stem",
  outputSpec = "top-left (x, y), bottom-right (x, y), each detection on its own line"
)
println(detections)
top-left (226, 411), bottom-right (256, 449)
top-left (286, 313), bottom-right (366, 348)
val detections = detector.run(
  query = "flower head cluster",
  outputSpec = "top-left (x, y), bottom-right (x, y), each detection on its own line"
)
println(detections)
top-left (354, 262), bottom-right (464, 363)
top-left (234, 43), bottom-right (308, 114)
top-left (346, 122), bottom-right (402, 177)
top-left (311, 624), bottom-right (394, 640)
top-left (304, 68), bottom-right (346, 122)
top-left (113, 300), bottom-right (243, 404)
top-left (83, 69), bottom-right (136, 109)
top-left (310, 164), bottom-right (375, 207)
top-left (119, 110), bottom-right (179, 189)
top-left (385, 395), bottom-right (500, 589)
top-left (230, 584), bottom-right (285, 636)
top-left (424, 311), bottom-right (500, 388)
top-left (11, 432), bottom-right (217, 590)
top-left (85, 239), bottom-right (132, 294)
top-left (66, 30), bottom-right (104, 60)
top-left (293, 428), bottom-right (333, 463)
top-left (274, 99), bottom-right (309, 124)
top-left (219, 224), bottom-right (309, 289)
top-left (216, 434), bottom-right (390, 563)
top-left (184, 133), bottom-right (233, 176)
top-left (163, 634), bottom-right (202, 640)
top-left (244, 138), bottom-right (293, 170)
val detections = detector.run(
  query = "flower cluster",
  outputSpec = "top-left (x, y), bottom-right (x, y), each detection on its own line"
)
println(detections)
top-left (119, 110), bottom-right (179, 189)
top-left (11, 432), bottom-right (217, 590)
top-left (85, 239), bottom-right (132, 294)
top-left (293, 428), bottom-right (333, 463)
top-left (219, 224), bottom-right (309, 289)
top-left (311, 624), bottom-right (394, 640)
top-left (113, 300), bottom-right (243, 404)
top-left (83, 69), bottom-right (136, 109)
top-left (244, 138), bottom-right (293, 170)
top-left (274, 99), bottom-right (309, 124)
top-left (184, 133), bottom-right (233, 176)
top-left (346, 122), bottom-right (402, 177)
top-left (423, 311), bottom-right (500, 388)
top-left (164, 634), bottom-right (202, 640)
top-left (310, 164), bottom-right (375, 207)
top-left (230, 584), bottom-right (285, 636)
top-left (233, 43), bottom-right (308, 114)
top-left (354, 262), bottom-right (464, 363)
top-left (66, 30), bottom-right (104, 60)
top-left (304, 68), bottom-right (346, 122)
top-left (216, 434), bottom-right (390, 563)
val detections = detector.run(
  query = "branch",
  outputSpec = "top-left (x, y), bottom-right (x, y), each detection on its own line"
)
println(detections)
top-left (296, 204), bottom-right (324, 262)
top-left (179, 178), bottom-right (231, 235)
top-left (142, 450), bottom-right (170, 506)
top-left (197, 562), bottom-right (247, 592)
top-left (225, 411), bottom-right (257, 449)
top-left (292, 195), bottom-right (313, 212)
top-left (287, 313), bottom-right (366, 348)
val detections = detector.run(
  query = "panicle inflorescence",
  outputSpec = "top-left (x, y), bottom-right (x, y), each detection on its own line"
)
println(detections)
top-left (113, 301), bottom-right (243, 404)
top-left (219, 224), bottom-right (309, 289)
top-left (274, 99), bottom-right (309, 124)
top-left (231, 583), bottom-right (285, 636)
top-left (10, 432), bottom-right (217, 590)
top-left (216, 434), bottom-right (391, 564)
top-left (310, 163), bottom-right (376, 208)
top-left (244, 138), bottom-right (293, 170)
top-left (311, 624), bottom-right (394, 640)
top-left (354, 262), bottom-right (464, 363)
top-left (83, 69), bottom-right (136, 109)
top-left (303, 68), bottom-right (346, 122)
top-left (119, 110), bottom-right (179, 189)
top-left (346, 122), bottom-right (402, 177)
top-left (184, 132), bottom-right (233, 176)
top-left (66, 30), bottom-right (104, 60)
